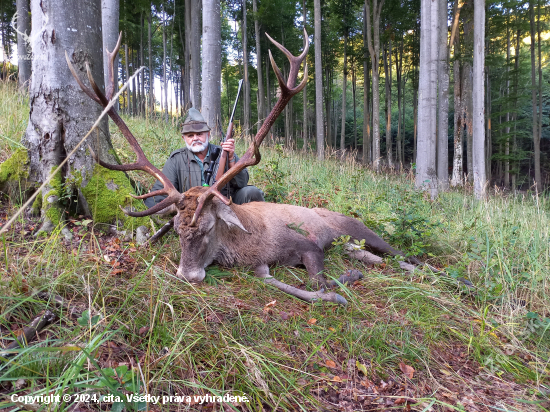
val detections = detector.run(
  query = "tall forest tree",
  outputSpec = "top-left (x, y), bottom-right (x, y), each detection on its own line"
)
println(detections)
top-left (415, 0), bottom-right (438, 196)
top-left (22, 0), bottom-right (139, 233)
top-left (102, 0), bottom-right (119, 110)
top-left (16, 0), bottom-right (31, 90)
top-left (314, 0), bottom-right (324, 159)
top-left (201, 0), bottom-right (222, 137)
top-left (472, 0), bottom-right (485, 198)
top-left (364, 0), bottom-right (384, 171)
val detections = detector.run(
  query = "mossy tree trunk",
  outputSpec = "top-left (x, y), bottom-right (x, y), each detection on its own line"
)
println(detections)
top-left (19, 0), bottom-right (142, 233)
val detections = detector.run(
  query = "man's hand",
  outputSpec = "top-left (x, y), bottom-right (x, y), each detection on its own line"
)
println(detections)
top-left (221, 138), bottom-right (236, 162)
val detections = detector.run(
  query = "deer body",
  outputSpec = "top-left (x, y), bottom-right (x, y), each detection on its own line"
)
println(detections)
top-left (173, 187), bottom-right (407, 304)
top-left (67, 30), bottom-right (421, 305)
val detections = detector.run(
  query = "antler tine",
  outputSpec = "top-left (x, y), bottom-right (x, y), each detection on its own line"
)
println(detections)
top-left (67, 44), bottom-right (183, 218)
top-left (65, 51), bottom-right (101, 104)
top-left (190, 30), bottom-right (309, 226)
top-left (105, 32), bottom-right (123, 100)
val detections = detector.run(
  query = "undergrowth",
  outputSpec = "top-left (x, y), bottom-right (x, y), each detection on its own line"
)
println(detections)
top-left (0, 82), bottom-right (549, 411)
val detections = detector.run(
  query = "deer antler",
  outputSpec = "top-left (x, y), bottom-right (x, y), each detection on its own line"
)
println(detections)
top-left (66, 33), bottom-right (182, 217)
top-left (191, 28), bottom-right (309, 225)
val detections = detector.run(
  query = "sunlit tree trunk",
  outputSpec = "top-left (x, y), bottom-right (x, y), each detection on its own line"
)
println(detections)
top-left (437, 0), bottom-right (449, 190)
top-left (314, 0), bottom-right (324, 159)
top-left (472, 0), bottom-right (485, 199)
top-left (253, 0), bottom-right (265, 129)
top-left (362, 4), bottom-right (370, 165)
top-left (415, 0), bottom-right (438, 197)
top-left (365, 0), bottom-right (384, 171)
top-left (16, 0), bottom-right (32, 90)
top-left (148, 9), bottom-right (155, 114)
top-left (242, 0), bottom-right (250, 138)
top-left (201, 0), bottom-right (222, 138)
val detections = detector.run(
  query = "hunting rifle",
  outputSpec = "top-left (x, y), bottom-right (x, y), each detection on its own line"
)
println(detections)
top-left (204, 79), bottom-right (244, 187)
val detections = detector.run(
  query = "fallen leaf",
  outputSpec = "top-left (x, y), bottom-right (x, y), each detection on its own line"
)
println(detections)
top-left (307, 318), bottom-right (317, 325)
top-left (280, 311), bottom-right (289, 320)
top-left (439, 369), bottom-right (451, 375)
top-left (263, 300), bottom-right (277, 312)
top-left (399, 362), bottom-right (415, 379)
top-left (103, 255), bottom-right (111, 263)
top-left (138, 326), bottom-right (150, 336)
top-left (110, 269), bottom-right (124, 275)
top-left (326, 360), bottom-right (336, 368)
top-left (395, 398), bottom-right (406, 405)
top-left (356, 360), bottom-right (369, 376)
top-left (331, 375), bottom-right (343, 382)
top-left (328, 327), bottom-right (336, 332)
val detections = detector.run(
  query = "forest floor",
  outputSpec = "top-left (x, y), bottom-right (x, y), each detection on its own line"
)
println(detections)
top-left (1, 82), bottom-right (549, 411)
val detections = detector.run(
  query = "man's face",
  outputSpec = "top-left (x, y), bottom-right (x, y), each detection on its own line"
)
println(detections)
top-left (183, 131), bottom-right (210, 153)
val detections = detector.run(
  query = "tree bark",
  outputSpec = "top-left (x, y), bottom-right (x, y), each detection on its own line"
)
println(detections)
top-left (362, 4), bottom-right (370, 165)
top-left (365, 0), bottom-right (384, 171)
top-left (437, 0), bottom-right (449, 190)
top-left (190, 0), bottom-right (201, 108)
top-left (415, 0), bottom-right (438, 197)
top-left (16, 0), bottom-right (32, 90)
top-left (242, 0), bottom-right (250, 139)
top-left (451, 40), bottom-right (463, 186)
top-left (22, 0), bottom-right (135, 232)
top-left (352, 63), bottom-right (357, 151)
top-left (504, 24), bottom-right (510, 187)
top-left (340, 31), bottom-right (348, 152)
top-left (463, 0), bottom-right (473, 182)
top-left (102, 0), bottom-right (119, 110)
top-left (472, 0), bottom-right (485, 199)
top-left (148, 9), bottom-right (154, 114)
top-left (253, 0), bottom-right (265, 129)
top-left (314, 0), bottom-right (324, 159)
top-left (529, 0), bottom-right (541, 192)
top-left (201, 0), bottom-right (222, 139)
top-left (124, 43), bottom-right (130, 114)
top-left (302, 0), bottom-right (308, 150)
top-left (396, 40), bottom-right (402, 169)
top-left (383, 41), bottom-right (392, 168)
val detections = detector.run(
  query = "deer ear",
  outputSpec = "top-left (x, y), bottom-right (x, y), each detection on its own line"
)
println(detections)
top-left (215, 202), bottom-right (250, 233)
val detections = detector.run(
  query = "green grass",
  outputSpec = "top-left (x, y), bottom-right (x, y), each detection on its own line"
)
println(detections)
top-left (1, 82), bottom-right (549, 411)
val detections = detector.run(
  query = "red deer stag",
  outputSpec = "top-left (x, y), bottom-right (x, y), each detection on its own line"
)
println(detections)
top-left (67, 31), bottom-right (421, 305)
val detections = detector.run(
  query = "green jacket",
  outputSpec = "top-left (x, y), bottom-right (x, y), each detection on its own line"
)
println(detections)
top-left (144, 143), bottom-right (249, 208)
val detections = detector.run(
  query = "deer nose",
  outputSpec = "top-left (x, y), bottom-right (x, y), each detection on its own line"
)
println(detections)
top-left (176, 267), bottom-right (206, 283)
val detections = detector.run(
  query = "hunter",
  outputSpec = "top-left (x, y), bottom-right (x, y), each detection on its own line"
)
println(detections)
top-left (144, 108), bottom-right (264, 208)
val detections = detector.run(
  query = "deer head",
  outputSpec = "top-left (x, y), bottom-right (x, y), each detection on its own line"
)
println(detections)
top-left (67, 31), bottom-right (308, 282)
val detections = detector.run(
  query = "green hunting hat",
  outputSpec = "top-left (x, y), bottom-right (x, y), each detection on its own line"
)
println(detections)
top-left (181, 108), bottom-right (211, 134)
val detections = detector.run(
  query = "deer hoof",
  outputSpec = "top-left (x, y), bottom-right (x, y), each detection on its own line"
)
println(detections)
top-left (333, 293), bottom-right (348, 306)
top-left (328, 269), bottom-right (364, 287)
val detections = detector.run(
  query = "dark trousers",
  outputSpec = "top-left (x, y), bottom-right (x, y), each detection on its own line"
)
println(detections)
top-left (232, 185), bottom-right (265, 204)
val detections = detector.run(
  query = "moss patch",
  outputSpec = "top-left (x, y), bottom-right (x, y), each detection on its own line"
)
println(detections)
top-left (32, 192), bottom-right (43, 215)
top-left (42, 170), bottom-right (63, 226)
top-left (81, 164), bottom-right (148, 229)
top-left (0, 148), bottom-right (29, 190)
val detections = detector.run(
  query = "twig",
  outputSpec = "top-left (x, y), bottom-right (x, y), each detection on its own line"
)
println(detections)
top-left (0, 310), bottom-right (57, 358)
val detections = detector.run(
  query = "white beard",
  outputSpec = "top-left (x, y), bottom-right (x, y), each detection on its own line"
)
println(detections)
top-left (186, 137), bottom-right (209, 153)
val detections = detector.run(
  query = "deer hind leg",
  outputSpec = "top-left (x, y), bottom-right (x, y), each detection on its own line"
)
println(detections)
top-left (254, 264), bottom-right (348, 305)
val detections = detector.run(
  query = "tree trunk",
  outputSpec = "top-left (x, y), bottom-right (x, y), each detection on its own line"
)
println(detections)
top-left (141, 11), bottom-right (146, 116)
top-left (451, 45), bottom-right (463, 186)
top-left (16, 0), bottom-right (32, 90)
top-left (504, 24), bottom-right (510, 187)
top-left (148, 9), bottom-right (155, 114)
top-left (362, 4), bottom-right (370, 165)
top-left (396, 40), bottom-right (402, 169)
top-left (124, 43), bottom-right (130, 114)
top-left (352, 63), bottom-right (357, 151)
top-left (314, 0), bottom-right (324, 159)
top-left (201, 0), bottom-right (222, 139)
top-left (529, 0), bottom-right (541, 192)
top-left (302, 0), bottom-right (308, 150)
top-left (472, 0), bottom-right (485, 199)
top-left (340, 31), bottom-right (348, 152)
top-left (162, 5), bottom-right (168, 122)
top-left (190, 0), bottom-right (201, 108)
top-left (383, 41), bottom-right (393, 168)
top-left (415, 0), bottom-right (438, 197)
top-left (22, 0), bottom-right (139, 232)
top-left (325, 64), bottom-right (332, 148)
top-left (242, 0), bottom-right (250, 139)
top-left (253, 0), bottom-right (265, 129)
top-left (463, 0), bottom-right (473, 182)
top-left (437, 0), bottom-right (449, 190)
top-left (365, 0), bottom-right (384, 171)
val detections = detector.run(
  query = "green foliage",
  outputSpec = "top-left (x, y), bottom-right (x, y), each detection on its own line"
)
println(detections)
top-left (254, 144), bottom-right (289, 202)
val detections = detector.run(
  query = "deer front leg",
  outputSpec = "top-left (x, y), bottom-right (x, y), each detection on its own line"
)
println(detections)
top-left (254, 264), bottom-right (347, 305)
